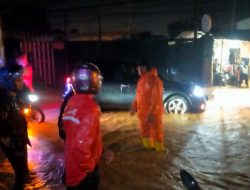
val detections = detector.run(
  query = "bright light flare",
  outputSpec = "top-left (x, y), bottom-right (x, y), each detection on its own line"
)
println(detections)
top-left (28, 94), bottom-right (39, 102)
top-left (193, 85), bottom-right (204, 97)
top-left (230, 40), bottom-right (241, 49)
top-left (212, 88), bottom-right (250, 108)
top-left (24, 108), bottom-right (30, 114)
top-left (66, 77), bottom-right (71, 83)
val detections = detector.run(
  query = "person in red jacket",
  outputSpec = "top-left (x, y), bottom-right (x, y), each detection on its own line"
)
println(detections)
top-left (130, 65), bottom-right (165, 151)
top-left (16, 53), bottom-right (34, 92)
top-left (60, 62), bottom-right (113, 190)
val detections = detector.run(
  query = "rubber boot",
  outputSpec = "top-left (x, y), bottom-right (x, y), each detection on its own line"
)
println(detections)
top-left (142, 137), bottom-right (155, 149)
top-left (155, 141), bottom-right (164, 152)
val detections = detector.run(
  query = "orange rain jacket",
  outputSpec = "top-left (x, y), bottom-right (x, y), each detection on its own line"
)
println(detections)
top-left (62, 94), bottom-right (103, 187)
top-left (131, 69), bottom-right (164, 141)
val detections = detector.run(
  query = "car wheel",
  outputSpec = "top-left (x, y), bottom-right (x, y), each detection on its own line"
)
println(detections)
top-left (164, 96), bottom-right (189, 114)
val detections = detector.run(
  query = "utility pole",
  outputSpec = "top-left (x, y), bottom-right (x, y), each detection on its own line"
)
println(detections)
top-left (0, 16), bottom-right (4, 58)
top-left (194, 0), bottom-right (200, 40)
top-left (63, 0), bottom-right (68, 38)
top-left (230, 0), bottom-right (236, 38)
top-left (95, 0), bottom-right (102, 61)
top-left (129, 5), bottom-right (133, 36)
top-left (97, 0), bottom-right (102, 41)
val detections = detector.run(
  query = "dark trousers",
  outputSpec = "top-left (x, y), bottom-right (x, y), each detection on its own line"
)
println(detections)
top-left (240, 74), bottom-right (249, 87)
top-left (67, 166), bottom-right (100, 190)
top-left (0, 144), bottom-right (28, 190)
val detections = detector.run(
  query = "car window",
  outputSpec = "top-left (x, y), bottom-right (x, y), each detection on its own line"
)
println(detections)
top-left (98, 61), bottom-right (139, 83)
top-left (98, 62), bottom-right (116, 82)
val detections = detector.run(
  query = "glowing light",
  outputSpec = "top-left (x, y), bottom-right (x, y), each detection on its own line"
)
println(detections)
top-left (27, 127), bottom-right (35, 139)
top-left (230, 40), bottom-right (241, 49)
top-left (193, 85), bottom-right (204, 97)
top-left (24, 108), bottom-right (31, 114)
top-left (66, 77), bottom-right (71, 83)
top-left (212, 88), bottom-right (250, 108)
top-left (28, 94), bottom-right (39, 102)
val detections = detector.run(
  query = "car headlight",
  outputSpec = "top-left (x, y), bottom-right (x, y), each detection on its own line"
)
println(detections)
top-left (192, 85), bottom-right (204, 97)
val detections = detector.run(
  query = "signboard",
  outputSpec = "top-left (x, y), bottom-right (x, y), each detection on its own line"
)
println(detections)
top-left (201, 14), bottom-right (212, 33)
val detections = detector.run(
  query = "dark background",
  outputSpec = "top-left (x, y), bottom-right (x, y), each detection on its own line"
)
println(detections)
top-left (0, 0), bottom-right (248, 87)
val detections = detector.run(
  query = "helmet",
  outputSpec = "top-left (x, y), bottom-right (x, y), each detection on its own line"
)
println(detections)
top-left (71, 62), bottom-right (103, 94)
top-left (7, 64), bottom-right (24, 81)
top-left (3, 64), bottom-right (24, 91)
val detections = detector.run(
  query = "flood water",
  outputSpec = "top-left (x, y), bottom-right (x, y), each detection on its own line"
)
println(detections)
top-left (0, 88), bottom-right (250, 189)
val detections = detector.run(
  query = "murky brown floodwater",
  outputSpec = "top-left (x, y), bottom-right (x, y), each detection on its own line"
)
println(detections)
top-left (100, 88), bottom-right (250, 190)
top-left (0, 88), bottom-right (250, 190)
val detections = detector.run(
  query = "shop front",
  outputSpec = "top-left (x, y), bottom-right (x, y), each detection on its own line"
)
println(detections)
top-left (212, 39), bottom-right (250, 87)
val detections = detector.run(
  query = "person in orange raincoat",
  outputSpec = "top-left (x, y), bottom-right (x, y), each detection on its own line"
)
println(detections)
top-left (59, 63), bottom-right (113, 190)
top-left (130, 65), bottom-right (165, 151)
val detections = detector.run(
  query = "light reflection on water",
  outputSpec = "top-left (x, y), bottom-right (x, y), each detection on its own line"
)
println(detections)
top-left (0, 121), bottom-right (65, 190)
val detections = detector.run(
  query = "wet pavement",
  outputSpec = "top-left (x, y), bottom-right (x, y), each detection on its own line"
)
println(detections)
top-left (0, 87), bottom-right (250, 190)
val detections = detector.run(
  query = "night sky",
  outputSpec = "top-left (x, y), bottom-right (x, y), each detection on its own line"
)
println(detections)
top-left (1, 0), bottom-right (250, 38)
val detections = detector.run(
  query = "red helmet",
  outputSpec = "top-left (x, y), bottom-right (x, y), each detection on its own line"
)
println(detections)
top-left (71, 62), bottom-right (103, 94)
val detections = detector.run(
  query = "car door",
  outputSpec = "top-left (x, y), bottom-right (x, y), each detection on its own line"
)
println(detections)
top-left (96, 80), bottom-right (123, 108)
top-left (120, 64), bottom-right (138, 106)
top-left (95, 62), bottom-right (124, 108)
top-left (120, 82), bottom-right (136, 106)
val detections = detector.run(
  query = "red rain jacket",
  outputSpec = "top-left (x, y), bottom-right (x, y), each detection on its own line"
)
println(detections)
top-left (23, 65), bottom-right (34, 91)
top-left (62, 94), bottom-right (103, 187)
